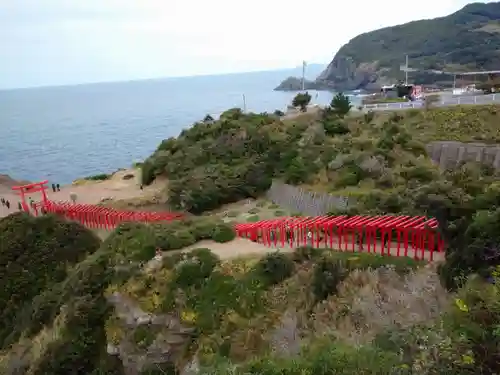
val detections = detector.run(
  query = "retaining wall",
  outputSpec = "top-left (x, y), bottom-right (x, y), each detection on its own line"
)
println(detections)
top-left (426, 141), bottom-right (500, 170)
top-left (266, 181), bottom-right (352, 216)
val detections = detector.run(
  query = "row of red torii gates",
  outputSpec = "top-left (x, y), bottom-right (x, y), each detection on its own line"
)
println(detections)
top-left (11, 181), bottom-right (445, 261)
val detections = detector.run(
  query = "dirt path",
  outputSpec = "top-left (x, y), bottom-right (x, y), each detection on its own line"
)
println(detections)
top-left (147, 236), bottom-right (443, 272)
top-left (0, 169), bottom-right (164, 219)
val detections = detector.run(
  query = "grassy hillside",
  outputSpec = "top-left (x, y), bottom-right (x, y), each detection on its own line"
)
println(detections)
top-left (0, 213), bottom-right (124, 375)
top-left (142, 104), bottom-right (500, 215)
top-left (3, 102), bottom-right (500, 373)
top-left (319, 2), bottom-right (500, 87)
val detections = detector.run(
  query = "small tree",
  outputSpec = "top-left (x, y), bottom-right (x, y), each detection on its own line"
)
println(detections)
top-left (330, 92), bottom-right (352, 117)
top-left (203, 114), bottom-right (214, 122)
top-left (292, 92), bottom-right (312, 112)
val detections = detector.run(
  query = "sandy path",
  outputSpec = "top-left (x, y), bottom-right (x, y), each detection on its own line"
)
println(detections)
top-left (0, 169), bottom-right (164, 219)
top-left (152, 236), bottom-right (443, 265)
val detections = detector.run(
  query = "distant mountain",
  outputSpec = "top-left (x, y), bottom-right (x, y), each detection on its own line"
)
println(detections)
top-left (276, 2), bottom-right (500, 91)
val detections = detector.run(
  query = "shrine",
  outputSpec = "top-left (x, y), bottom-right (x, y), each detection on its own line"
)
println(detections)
top-left (11, 180), bottom-right (50, 213)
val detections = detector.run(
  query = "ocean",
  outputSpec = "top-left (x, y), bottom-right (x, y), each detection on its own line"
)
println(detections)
top-left (0, 67), bottom-right (354, 185)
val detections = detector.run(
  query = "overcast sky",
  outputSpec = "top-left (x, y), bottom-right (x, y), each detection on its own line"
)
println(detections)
top-left (0, 0), bottom-right (489, 89)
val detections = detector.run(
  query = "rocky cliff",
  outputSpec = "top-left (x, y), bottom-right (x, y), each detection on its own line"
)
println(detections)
top-left (276, 2), bottom-right (500, 92)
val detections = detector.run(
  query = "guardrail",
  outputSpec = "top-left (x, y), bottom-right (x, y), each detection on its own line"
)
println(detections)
top-left (362, 93), bottom-right (500, 111)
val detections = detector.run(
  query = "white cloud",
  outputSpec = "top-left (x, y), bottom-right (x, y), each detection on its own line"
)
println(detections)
top-left (0, 0), bottom-right (491, 88)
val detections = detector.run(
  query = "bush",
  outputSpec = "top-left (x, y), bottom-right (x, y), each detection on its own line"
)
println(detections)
top-left (173, 248), bottom-right (220, 290)
top-left (141, 159), bottom-right (156, 185)
top-left (103, 222), bottom-right (157, 262)
top-left (330, 92), bottom-right (353, 118)
top-left (0, 213), bottom-right (101, 349)
top-left (84, 173), bottom-right (110, 181)
top-left (211, 224), bottom-right (236, 243)
top-left (254, 252), bottom-right (295, 286)
top-left (323, 119), bottom-right (350, 136)
top-left (292, 92), bottom-right (312, 111)
top-left (442, 274), bottom-right (500, 374)
top-left (293, 246), bottom-right (324, 262)
top-left (238, 341), bottom-right (401, 375)
top-left (312, 255), bottom-right (348, 301)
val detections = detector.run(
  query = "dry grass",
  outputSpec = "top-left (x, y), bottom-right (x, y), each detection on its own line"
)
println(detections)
top-left (0, 308), bottom-right (69, 375)
top-left (312, 264), bottom-right (449, 345)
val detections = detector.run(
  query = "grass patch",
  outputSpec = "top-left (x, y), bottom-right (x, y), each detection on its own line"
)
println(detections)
top-left (84, 173), bottom-right (110, 181)
top-left (246, 215), bottom-right (260, 222)
top-left (323, 249), bottom-right (423, 273)
top-left (274, 210), bottom-right (286, 217)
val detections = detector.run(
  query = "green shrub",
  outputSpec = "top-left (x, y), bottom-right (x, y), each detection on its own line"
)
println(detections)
top-left (141, 159), bottom-right (156, 185)
top-left (247, 215), bottom-right (260, 222)
top-left (211, 224), bottom-right (236, 243)
top-left (254, 252), bottom-right (295, 287)
top-left (190, 219), bottom-right (218, 240)
top-left (103, 222), bottom-right (157, 261)
top-left (323, 119), bottom-right (350, 136)
top-left (0, 213), bottom-right (101, 349)
top-left (164, 229), bottom-right (197, 250)
top-left (173, 249), bottom-right (220, 290)
top-left (293, 246), bottom-right (324, 262)
top-left (238, 341), bottom-right (401, 375)
top-left (329, 92), bottom-right (353, 118)
top-left (84, 173), bottom-right (110, 181)
top-left (133, 324), bottom-right (156, 349)
top-left (247, 208), bottom-right (260, 214)
top-left (292, 92), bottom-right (312, 111)
top-left (161, 253), bottom-right (185, 269)
top-left (312, 255), bottom-right (348, 301)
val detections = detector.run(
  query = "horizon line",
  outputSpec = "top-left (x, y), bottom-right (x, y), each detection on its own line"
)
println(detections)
top-left (0, 63), bottom-right (327, 92)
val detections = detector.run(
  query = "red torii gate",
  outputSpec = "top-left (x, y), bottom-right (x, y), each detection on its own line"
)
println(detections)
top-left (11, 180), bottom-right (49, 213)
top-left (234, 214), bottom-right (445, 261)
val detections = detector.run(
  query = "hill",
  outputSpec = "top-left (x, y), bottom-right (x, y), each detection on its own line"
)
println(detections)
top-left (3, 101), bottom-right (500, 373)
top-left (275, 1), bottom-right (500, 91)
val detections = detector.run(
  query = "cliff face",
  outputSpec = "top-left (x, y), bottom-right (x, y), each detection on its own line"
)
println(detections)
top-left (315, 58), bottom-right (383, 91)
top-left (276, 2), bottom-right (500, 92)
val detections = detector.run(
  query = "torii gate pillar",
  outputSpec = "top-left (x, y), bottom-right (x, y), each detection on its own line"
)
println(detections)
top-left (11, 180), bottom-right (50, 213)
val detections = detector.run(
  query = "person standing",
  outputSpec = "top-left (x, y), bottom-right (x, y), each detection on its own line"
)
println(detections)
top-left (18, 202), bottom-right (22, 211)
top-left (5, 201), bottom-right (10, 210)
top-left (51, 183), bottom-right (56, 193)
top-left (56, 184), bottom-right (60, 192)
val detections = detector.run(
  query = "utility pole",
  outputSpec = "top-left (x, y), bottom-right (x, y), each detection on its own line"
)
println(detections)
top-left (405, 55), bottom-right (409, 85)
top-left (302, 60), bottom-right (307, 91)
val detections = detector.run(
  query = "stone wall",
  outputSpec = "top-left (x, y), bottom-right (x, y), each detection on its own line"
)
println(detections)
top-left (266, 181), bottom-right (352, 216)
top-left (426, 141), bottom-right (500, 170)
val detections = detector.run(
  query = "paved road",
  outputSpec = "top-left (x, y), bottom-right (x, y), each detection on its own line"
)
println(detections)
top-left (363, 93), bottom-right (500, 112)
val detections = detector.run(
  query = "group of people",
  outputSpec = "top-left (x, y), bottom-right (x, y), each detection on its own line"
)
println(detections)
top-left (51, 183), bottom-right (61, 192)
top-left (1, 198), bottom-right (24, 212)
